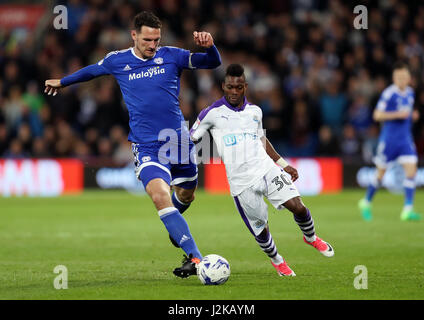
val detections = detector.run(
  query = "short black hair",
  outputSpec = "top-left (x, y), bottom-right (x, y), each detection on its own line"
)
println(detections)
top-left (393, 61), bottom-right (409, 71)
top-left (225, 64), bottom-right (245, 78)
top-left (133, 11), bottom-right (162, 31)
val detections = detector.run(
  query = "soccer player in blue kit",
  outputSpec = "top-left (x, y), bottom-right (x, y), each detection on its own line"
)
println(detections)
top-left (359, 62), bottom-right (421, 221)
top-left (44, 11), bottom-right (221, 277)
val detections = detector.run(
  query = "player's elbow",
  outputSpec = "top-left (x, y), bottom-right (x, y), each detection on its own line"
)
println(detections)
top-left (208, 45), bottom-right (222, 68)
top-left (213, 56), bottom-right (222, 68)
top-left (206, 57), bottom-right (221, 69)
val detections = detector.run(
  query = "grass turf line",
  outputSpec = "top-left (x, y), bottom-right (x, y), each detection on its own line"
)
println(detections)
top-left (0, 189), bottom-right (423, 299)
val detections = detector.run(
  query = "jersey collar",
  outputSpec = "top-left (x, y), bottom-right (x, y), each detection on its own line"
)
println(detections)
top-left (131, 47), bottom-right (157, 61)
top-left (393, 84), bottom-right (409, 96)
top-left (222, 96), bottom-right (248, 112)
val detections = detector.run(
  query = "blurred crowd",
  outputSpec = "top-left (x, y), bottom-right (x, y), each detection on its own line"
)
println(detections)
top-left (1, 0), bottom-right (424, 164)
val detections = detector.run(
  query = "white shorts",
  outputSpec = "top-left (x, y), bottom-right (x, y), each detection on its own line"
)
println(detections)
top-left (233, 165), bottom-right (300, 236)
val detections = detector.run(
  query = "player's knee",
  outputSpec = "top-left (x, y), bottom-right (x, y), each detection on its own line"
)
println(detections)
top-left (150, 191), bottom-right (171, 208)
top-left (176, 189), bottom-right (195, 204)
top-left (285, 197), bottom-right (306, 216)
top-left (404, 165), bottom-right (417, 178)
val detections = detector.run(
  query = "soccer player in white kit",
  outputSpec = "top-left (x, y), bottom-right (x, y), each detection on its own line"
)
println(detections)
top-left (190, 64), bottom-right (334, 276)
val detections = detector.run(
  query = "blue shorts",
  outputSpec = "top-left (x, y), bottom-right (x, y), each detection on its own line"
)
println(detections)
top-left (132, 142), bottom-right (198, 189)
top-left (374, 139), bottom-right (418, 168)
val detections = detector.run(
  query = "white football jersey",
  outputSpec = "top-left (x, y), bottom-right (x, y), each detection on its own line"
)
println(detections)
top-left (190, 96), bottom-right (277, 196)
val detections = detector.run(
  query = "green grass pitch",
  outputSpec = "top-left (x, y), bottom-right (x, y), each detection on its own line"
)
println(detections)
top-left (0, 189), bottom-right (423, 300)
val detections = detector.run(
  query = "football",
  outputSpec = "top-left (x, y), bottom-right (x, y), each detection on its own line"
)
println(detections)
top-left (197, 254), bottom-right (231, 285)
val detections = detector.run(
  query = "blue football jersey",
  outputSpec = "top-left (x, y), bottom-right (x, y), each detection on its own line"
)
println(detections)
top-left (96, 46), bottom-right (191, 144)
top-left (376, 84), bottom-right (415, 143)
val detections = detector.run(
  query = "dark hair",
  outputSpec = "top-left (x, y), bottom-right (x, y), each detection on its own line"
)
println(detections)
top-left (225, 64), bottom-right (245, 78)
top-left (393, 61), bottom-right (409, 71)
top-left (133, 11), bottom-right (162, 31)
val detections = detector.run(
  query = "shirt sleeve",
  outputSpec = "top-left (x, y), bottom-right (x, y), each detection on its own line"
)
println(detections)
top-left (189, 45), bottom-right (222, 69)
top-left (190, 108), bottom-right (214, 142)
top-left (169, 45), bottom-right (221, 70)
top-left (167, 47), bottom-right (191, 70)
top-left (96, 52), bottom-right (115, 74)
top-left (376, 88), bottom-right (392, 111)
top-left (60, 54), bottom-right (113, 87)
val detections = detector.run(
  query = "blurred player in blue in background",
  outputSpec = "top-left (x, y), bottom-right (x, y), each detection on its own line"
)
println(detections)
top-left (44, 11), bottom-right (221, 277)
top-left (359, 62), bottom-right (421, 221)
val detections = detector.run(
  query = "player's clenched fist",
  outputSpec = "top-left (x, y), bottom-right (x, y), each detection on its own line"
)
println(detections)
top-left (283, 165), bottom-right (299, 182)
top-left (193, 31), bottom-right (214, 48)
top-left (44, 79), bottom-right (62, 96)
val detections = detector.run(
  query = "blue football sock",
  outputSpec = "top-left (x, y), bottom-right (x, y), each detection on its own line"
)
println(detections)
top-left (158, 207), bottom-right (202, 259)
top-left (171, 192), bottom-right (191, 214)
top-left (365, 176), bottom-right (382, 202)
top-left (403, 178), bottom-right (416, 208)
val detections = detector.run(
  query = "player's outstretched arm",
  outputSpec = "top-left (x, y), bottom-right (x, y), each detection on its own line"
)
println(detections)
top-left (189, 31), bottom-right (221, 69)
top-left (261, 137), bottom-right (299, 181)
top-left (373, 109), bottom-right (410, 121)
top-left (261, 136), bottom-right (280, 162)
top-left (44, 63), bottom-right (110, 96)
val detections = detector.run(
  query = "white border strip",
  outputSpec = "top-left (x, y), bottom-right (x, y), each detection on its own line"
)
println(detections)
top-left (171, 174), bottom-right (198, 186)
top-left (135, 162), bottom-right (172, 180)
top-left (397, 155), bottom-right (418, 164)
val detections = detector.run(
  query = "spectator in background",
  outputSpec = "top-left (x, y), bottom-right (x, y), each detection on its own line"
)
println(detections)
top-left (3, 86), bottom-right (28, 134)
top-left (348, 95), bottom-right (373, 138)
top-left (0, 123), bottom-right (9, 156)
top-left (3, 139), bottom-right (28, 158)
top-left (54, 121), bottom-right (76, 157)
top-left (1, 0), bottom-right (424, 162)
top-left (110, 125), bottom-right (132, 164)
top-left (72, 139), bottom-right (91, 159)
top-left (283, 66), bottom-right (305, 98)
top-left (316, 125), bottom-right (341, 156)
top-left (261, 89), bottom-right (286, 144)
top-left (84, 127), bottom-right (100, 155)
top-left (17, 123), bottom-right (32, 154)
top-left (370, 46), bottom-right (391, 78)
top-left (361, 124), bottom-right (380, 164)
top-left (319, 81), bottom-right (348, 135)
top-left (97, 137), bottom-right (113, 159)
top-left (22, 81), bottom-right (46, 137)
top-left (1, 61), bottom-right (24, 97)
top-left (66, 0), bottom-right (88, 37)
top-left (90, 78), bottom-right (124, 136)
top-left (355, 69), bottom-right (375, 102)
top-left (42, 125), bottom-right (57, 156)
top-left (32, 137), bottom-right (50, 158)
top-left (340, 124), bottom-right (361, 162)
top-left (286, 99), bottom-right (317, 156)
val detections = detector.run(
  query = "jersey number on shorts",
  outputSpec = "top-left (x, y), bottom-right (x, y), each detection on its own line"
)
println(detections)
top-left (271, 174), bottom-right (292, 191)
